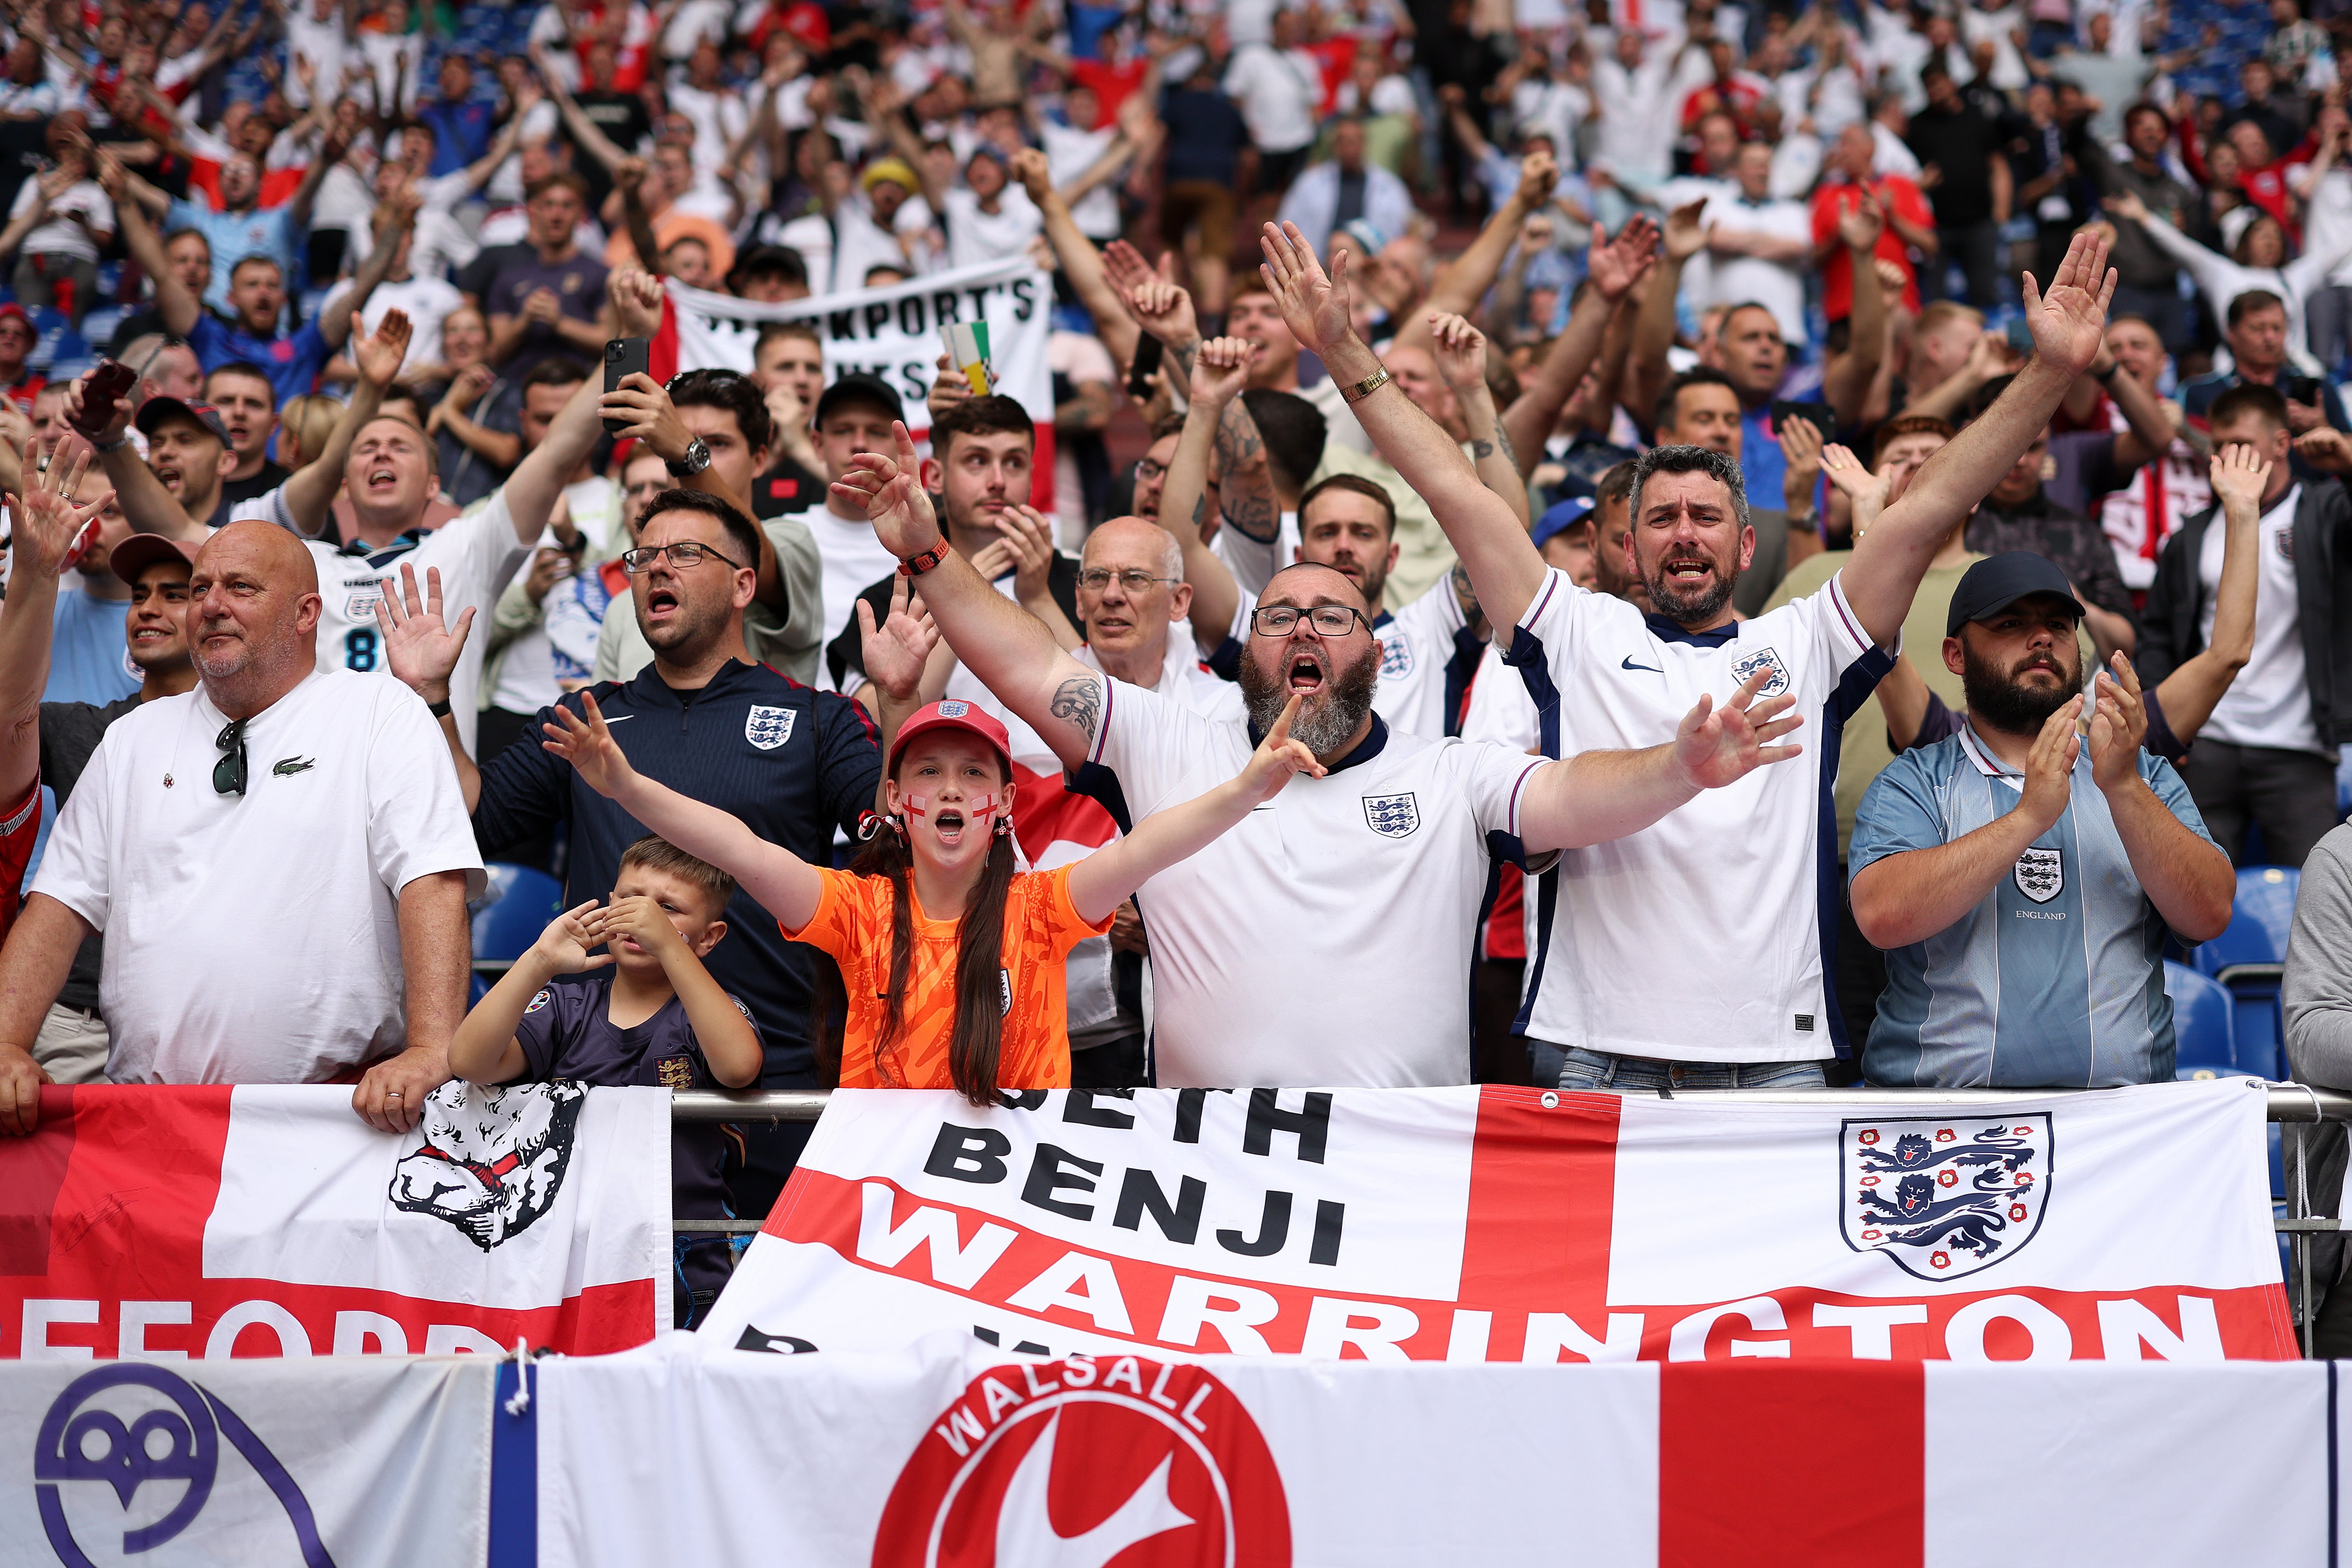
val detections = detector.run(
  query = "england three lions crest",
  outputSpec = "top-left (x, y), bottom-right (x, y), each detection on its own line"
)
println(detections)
top-left (1729, 645), bottom-right (1790, 700)
top-left (2015, 846), bottom-right (2063, 903)
top-left (1363, 791), bottom-right (1420, 839)
top-left (1840, 1114), bottom-right (2050, 1281)
top-left (745, 704), bottom-right (796, 750)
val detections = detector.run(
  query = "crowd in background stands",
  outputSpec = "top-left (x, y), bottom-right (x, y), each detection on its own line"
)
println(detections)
top-left (1, 0), bottom-right (2352, 1326)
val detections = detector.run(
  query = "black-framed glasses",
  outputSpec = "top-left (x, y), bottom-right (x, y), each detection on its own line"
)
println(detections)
top-left (213, 718), bottom-right (248, 797)
top-left (1134, 458), bottom-right (1169, 481)
top-left (620, 542), bottom-right (744, 574)
top-left (1249, 605), bottom-right (1367, 638)
top-left (1078, 568), bottom-right (1180, 594)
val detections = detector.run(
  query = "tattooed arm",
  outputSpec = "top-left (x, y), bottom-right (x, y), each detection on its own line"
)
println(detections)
top-left (1450, 559), bottom-right (1489, 639)
top-left (1429, 312), bottom-right (1532, 530)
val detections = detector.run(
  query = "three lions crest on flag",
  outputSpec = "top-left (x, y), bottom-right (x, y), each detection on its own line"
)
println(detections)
top-left (1841, 1114), bottom-right (2051, 1281)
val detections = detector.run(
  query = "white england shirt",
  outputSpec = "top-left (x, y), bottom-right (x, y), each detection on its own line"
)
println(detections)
top-left (1078, 676), bottom-right (1547, 1088)
top-left (29, 669), bottom-right (483, 1085)
top-left (263, 491), bottom-right (530, 756)
top-left (1508, 566), bottom-right (1892, 1062)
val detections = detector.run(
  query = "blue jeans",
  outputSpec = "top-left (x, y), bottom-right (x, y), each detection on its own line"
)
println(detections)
top-left (1554, 1047), bottom-right (1829, 1092)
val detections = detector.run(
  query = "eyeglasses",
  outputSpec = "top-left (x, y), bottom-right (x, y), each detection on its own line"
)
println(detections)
top-left (620, 542), bottom-right (744, 574)
top-left (1078, 568), bottom-right (1180, 594)
top-left (1250, 605), bottom-right (1367, 638)
top-left (1134, 458), bottom-right (1169, 481)
top-left (213, 718), bottom-right (248, 796)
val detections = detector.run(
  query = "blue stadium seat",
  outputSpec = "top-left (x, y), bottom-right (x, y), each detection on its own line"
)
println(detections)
top-left (2165, 961), bottom-right (2236, 1077)
top-left (471, 862), bottom-right (566, 971)
top-left (2191, 867), bottom-right (2299, 1080)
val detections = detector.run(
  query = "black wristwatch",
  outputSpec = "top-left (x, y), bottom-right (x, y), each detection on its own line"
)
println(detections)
top-left (665, 437), bottom-right (712, 478)
top-left (426, 696), bottom-right (453, 718)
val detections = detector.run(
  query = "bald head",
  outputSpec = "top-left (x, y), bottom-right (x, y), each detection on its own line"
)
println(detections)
top-left (1076, 515), bottom-right (1190, 666)
top-left (1262, 560), bottom-right (1373, 615)
top-left (189, 521), bottom-right (323, 711)
top-left (1082, 515), bottom-right (1183, 580)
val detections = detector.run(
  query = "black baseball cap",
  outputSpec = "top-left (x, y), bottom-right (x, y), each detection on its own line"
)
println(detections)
top-left (135, 396), bottom-right (231, 445)
top-left (814, 372), bottom-right (905, 427)
top-left (1945, 552), bottom-right (2088, 636)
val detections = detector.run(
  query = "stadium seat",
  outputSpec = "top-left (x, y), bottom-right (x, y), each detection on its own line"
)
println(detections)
top-left (2191, 867), bottom-right (2299, 1080)
top-left (2164, 962), bottom-right (2236, 1078)
top-left (471, 862), bottom-right (566, 974)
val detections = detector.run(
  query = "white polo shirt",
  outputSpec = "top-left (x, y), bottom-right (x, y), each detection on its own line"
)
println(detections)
top-left (29, 669), bottom-right (484, 1085)
top-left (244, 491), bottom-right (531, 756)
top-left (1507, 566), bottom-right (1891, 1063)
top-left (1077, 675), bottom-right (1547, 1087)
top-left (2197, 484), bottom-right (2324, 756)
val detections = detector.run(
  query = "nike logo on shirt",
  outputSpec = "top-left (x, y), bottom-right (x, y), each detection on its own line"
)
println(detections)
top-left (1620, 655), bottom-right (1663, 673)
top-left (598, 714), bottom-right (634, 723)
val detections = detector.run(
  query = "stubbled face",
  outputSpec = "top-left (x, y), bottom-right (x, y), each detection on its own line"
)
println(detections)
top-left (1593, 493), bottom-right (1645, 608)
top-left (1875, 430), bottom-right (1948, 503)
top-left (756, 334), bottom-right (825, 412)
top-left (2105, 319), bottom-right (2165, 389)
top-left (230, 260), bottom-right (284, 336)
top-left (621, 454), bottom-right (670, 538)
top-left (125, 562), bottom-right (193, 673)
top-left (1717, 307), bottom-right (1786, 401)
top-left (1236, 565), bottom-right (1382, 756)
top-left (520, 379), bottom-right (578, 449)
top-left (1226, 293), bottom-right (1300, 386)
top-left (187, 524), bottom-right (318, 684)
top-left (888, 730), bottom-right (1011, 874)
top-left (1540, 524), bottom-right (1596, 588)
top-left (1633, 469), bottom-right (1750, 624)
top-left (206, 371), bottom-right (276, 463)
top-left (816, 399), bottom-right (896, 486)
top-left (1951, 595), bottom-right (2083, 734)
top-left (166, 230), bottom-right (211, 296)
top-left (2211, 412), bottom-right (2293, 501)
top-left (604, 864), bottom-right (725, 972)
top-left (1992, 430), bottom-right (2050, 507)
top-left (632, 507), bottom-right (753, 655)
top-left (935, 428), bottom-right (1034, 533)
top-left (1659, 382), bottom-right (1743, 455)
top-left (1131, 433), bottom-right (1178, 520)
top-left (348, 417), bottom-right (435, 518)
top-left (1079, 518), bottom-right (1188, 660)
top-left (1296, 488), bottom-right (1398, 607)
top-left (678, 404), bottom-right (766, 498)
top-left (146, 417), bottom-right (229, 507)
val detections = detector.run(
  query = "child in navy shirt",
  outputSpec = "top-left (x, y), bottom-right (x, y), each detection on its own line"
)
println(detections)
top-left (450, 835), bottom-right (762, 1327)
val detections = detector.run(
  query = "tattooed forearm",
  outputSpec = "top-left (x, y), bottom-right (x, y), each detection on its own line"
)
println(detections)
top-left (1049, 675), bottom-right (1103, 744)
top-left (1493, 418), bottom-right (1521, 476)
top-left (1169, 336), bottom-right (1201, 377)
top-left (1472, 438), bottom-right (1495, 458)
top-left (1452, 559), bottom-right (1483, 624)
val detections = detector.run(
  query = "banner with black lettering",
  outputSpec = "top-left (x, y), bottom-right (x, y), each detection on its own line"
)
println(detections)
top-left (539, 1332), bottom-right (2335, 1567)
top-left (651, 259), bottom-right (1056, 509)
top-left (699, 1081), bottom-right (2294, 1365)
top-left (1, 1084), bottom-right (672, 1361)
top-left (0, 1353), bottom-right (494, 1568)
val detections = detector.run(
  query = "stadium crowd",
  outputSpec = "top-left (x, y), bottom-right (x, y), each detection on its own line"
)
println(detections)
top-left (0, 0), bottom-right (2348, 1327)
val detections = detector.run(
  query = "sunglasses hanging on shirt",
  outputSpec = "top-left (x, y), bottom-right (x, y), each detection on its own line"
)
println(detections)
top-left (214, 718), bottom-right (249, 797)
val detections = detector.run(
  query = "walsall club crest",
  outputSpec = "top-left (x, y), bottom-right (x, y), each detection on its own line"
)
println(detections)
top-left (1841, 1114), bottom-right (2051, 1281)
top-left (1362, 791), bottom-right (1420, 839)
top-left (1729, 645), bottom-right (1790, 700)
top-left (745, 704), bottom-right (797, 750)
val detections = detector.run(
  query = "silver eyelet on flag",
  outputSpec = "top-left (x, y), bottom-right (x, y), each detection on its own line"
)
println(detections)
top-left (1540, 1092), bottom-right (1559, 1109)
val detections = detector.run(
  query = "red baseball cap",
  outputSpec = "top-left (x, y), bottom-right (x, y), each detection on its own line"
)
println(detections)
top-left (108, 532), bottom-right (199, 588)
top-left (888, 698), bottom-right (1013, 775)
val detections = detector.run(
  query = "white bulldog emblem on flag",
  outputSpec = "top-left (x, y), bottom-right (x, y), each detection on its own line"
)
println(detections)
top-left (1841, 1114), bottom-right (2050, 1281)
top-left (389, 1081), bottom-right (589, 1250)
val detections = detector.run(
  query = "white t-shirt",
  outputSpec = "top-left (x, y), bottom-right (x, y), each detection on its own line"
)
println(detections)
top-left (283, 6), bottom-right (348, 108)
top-left (806, 506), bottom-right (904, 690)
top-left (1040, 119), bottom-right (1124, 240)
top-left (2198, 484), bottom-right (2324, 757)
top-left (1222, 44), bottom-right (1322, 156)
top-left (666, 79), bottom-right (748, 173)
top-left (489, 478), bottom-right (627, 714)
top-left (325, 273), bottom-right (465, 372)
top-left (1700, 192), bottom-right (1814, 349)
top-left (10, 178), bottom-right (113, 264)
top-left (1079, 676), bottom-right (1547, 1087)
top-left (1510, 566), bottom-right (1890, 1062)
top-left (29, 669), bottom-right (483, 1084)
top-left (235, 490), bottom-right (532, 753)
top-left (941, 185), bottom-right (1042, 273)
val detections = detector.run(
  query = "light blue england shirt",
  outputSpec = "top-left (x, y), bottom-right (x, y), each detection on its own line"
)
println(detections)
top-left (1849, 720), bottom-right (2219, 1089)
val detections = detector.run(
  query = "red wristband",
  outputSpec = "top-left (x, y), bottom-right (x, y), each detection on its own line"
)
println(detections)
top-left (899, 539), bottom-right (950, 576)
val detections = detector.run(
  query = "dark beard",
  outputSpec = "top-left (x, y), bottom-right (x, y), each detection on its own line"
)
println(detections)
top-left (1961, 641), bottom-right (2080, 736)
top-left (1238, 641), bottom-right (1381, 755)
top-left (1640, 553), bottom-right (1737, 625)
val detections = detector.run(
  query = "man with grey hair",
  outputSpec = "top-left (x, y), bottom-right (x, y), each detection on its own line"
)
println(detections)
top-left (117, 332), bottom-right (205, 410)
top-left (1257, 218), bottom-right (2123, 1089)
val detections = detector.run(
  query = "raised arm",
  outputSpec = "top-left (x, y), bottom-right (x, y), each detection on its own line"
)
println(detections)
top-left (1158, 336), bottom-right (1253, 654)
top-left (319, 185), bottom-right (419, 351)
top-left (2150, 445), bottom-right (2265, 741)
top-left (276, 309), bottom-right (408, 535)
top-left (1010, 148), bottom-right (1138, 371)
top-left (542, 694), bottom-right (827, 928)
top-left (1258, 220), bottom-right (1549, 639)
top-left (286, 129), bottom-right (352, 234)
top-left (0, 448), bottom-right (117, 806)
top-left (1822, 195), bottom-right (1887, 430)
top-left (501, 374), bottom-right (609, 550)
top-left (2100, 191), bottom-right (2230, 305)
top-left (99, 156), bottom-right (198, 338)
top-left (2086, 653), bottom-right (2233, 939)
top-left (532, 42), bottom-right (631, 171)
top-left (70, 369), bottom-right (202, 542)
top-left (1625, 199), bottom-right (1707, 434)
top-left (1843, 230), bottom-right (2117, 647)
top-left (1393, 152), bottom-right (1556, 354)
top-left (1428, 312), bottom-right (1529, 530)
top-left (831, 423), bottom-right (1102, 767)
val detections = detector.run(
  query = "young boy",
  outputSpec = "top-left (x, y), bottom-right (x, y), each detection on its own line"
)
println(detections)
top-left (450, 835), bottom-right (763, 1328)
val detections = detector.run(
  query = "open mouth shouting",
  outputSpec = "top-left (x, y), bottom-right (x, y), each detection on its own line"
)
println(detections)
top-left (1286, 646), bottom-right (1328, 699)
top-left (930, 804), bottom-right (971, 847)
top-left (1660, 551), bottom-right (1715, 590)
top-left (643, 584), bottom-right (681, 623)
top-left (152, 459), bottom-right (185, 496)
top-left (363, 462), bottom-right (401, 500)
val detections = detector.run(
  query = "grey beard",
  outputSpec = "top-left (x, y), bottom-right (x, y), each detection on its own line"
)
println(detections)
top-left (1239, 645), bottom-right (1380, 754)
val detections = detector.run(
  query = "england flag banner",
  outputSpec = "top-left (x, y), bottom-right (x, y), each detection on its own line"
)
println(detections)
top-left (0, 1084), bottom-right (673, 1361)
top-left (699, 1080), bottom-right (2294, 1365)
top-left (651, 259), bottom-right (1056, 507)
top-left (538, 1334), bottom-right (2339, 1568)
top-left (0, 1354), bottom-right (494, 1568)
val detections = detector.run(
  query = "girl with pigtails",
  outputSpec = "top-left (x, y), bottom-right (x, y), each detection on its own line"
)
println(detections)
top-left (542, 573), bottom-right (1325, 1104)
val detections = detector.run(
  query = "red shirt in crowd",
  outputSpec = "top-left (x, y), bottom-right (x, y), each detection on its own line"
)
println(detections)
top-left (1811, 173), bottom-right (1932, 319)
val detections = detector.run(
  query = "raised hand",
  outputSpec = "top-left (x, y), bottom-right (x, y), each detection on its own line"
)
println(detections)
top-left (600, 371), bottom-right (693, 460)
top-left (2021, 696), bottom-right (2082, 830)
top-left (2088, 653), bottom-right (2146, 792)
top-left (830, 420), bottom-right (943, 556)
top-left (374, 563), bottom-right (475, 699)
top-left (1425, 311), bottom-right (1487, 391)
top-left (998, 503), bottom-right (1059, 608)
top-left (1237, 694), bottom-right (1328, 802)
top-left (352, 306), bottom-right (413, 388)
top-left (1674, 666), bottom-right (1804, 789)
top-left (2022, 229), bottom-right (2117, 376)
top-left (1837, 190), bottom-right (1884, 253)
top-left (608, 261), bottom-right (665, 336)
top-left (856, 572), bottom-right (939, 703)
top-left (1104, 241), bottom-right (1198, 347)
top-left (528, 899), bottom-right (615, 976)
top-left (587, 895), bottom-right (685, 962)
top-left (1662, 198), bottom-right (1709, 262)
top-left (10, 439), bottom-right (108, 580)
top-left (2100, 190), bottom-right (2148, 225)
top-left (541, 691), bottom-right (641, 799)
top-left (2292, 425), bottom-right (2352, 476)
top-left (1010, 145), bottom-right (1051, 205)
top-left (1513, 149), bottom-right (1558, 211)
top-left (1778, 409), bottom-right (1825, 495)
top-left (1819, 442), bottom-right (1885, 502)
top-left (2209, 441), bottom-right (2273, 509)
top-left (68, 366), bottom-right (133, 449)
top-left (1587, 214), bottom-right (1659, 299)
top-left (1257, 220), bottom-right (1354, 357)
top-left (1190, 334), bottom-right (1255, 407)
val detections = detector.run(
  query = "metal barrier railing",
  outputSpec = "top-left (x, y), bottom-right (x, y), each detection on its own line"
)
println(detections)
top-left (674, 1084), bottom-right (2352, 1354)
